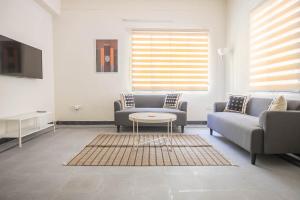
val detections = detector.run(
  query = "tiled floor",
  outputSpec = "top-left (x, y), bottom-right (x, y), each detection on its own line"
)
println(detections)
top-left (0, 126), bottom-right (299, 200)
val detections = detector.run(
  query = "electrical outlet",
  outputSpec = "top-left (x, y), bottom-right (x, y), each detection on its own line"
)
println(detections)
top-left (73, 105), bottom-right (81, 111)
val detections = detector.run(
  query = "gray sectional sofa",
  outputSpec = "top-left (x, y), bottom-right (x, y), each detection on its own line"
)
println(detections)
top-left (207, 97), bottom-right (300, 165)
top-left (114, 95), bottom-right (187, 132)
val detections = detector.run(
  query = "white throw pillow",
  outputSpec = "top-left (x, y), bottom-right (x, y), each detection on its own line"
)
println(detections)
top-left (268, 95), bottom-right (287, 111)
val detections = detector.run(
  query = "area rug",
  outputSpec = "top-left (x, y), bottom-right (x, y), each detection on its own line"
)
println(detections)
top-left (67, 134), bottom-right (232, 166)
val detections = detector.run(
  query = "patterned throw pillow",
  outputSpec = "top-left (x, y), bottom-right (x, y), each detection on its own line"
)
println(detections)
top-left (120, 93), bottom-right (135, 109)
top-left (163, 94), bottom-right (182, 109)
top-left (224, 95), bottom-right (248, 114)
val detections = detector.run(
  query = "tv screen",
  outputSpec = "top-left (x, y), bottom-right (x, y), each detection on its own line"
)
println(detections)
top-left (0, 35), bottom-right (43, 79)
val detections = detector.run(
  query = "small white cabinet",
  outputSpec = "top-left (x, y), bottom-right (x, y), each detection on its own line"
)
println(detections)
top-left (0, 112), bottom-right (55, 148)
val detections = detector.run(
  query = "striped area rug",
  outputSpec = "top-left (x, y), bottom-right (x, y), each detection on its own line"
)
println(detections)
top-left (67, 134), bottom-right (232, 166)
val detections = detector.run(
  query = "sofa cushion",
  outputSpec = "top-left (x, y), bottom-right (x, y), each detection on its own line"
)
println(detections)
top-left (134, 95), bottom-right (165, 108)
top-left (115, 108), bottom-right (186, 126)
top-left (245, 97), bottom-right (300, 116)
top-left (207, 112), bottom-right (264, 153)
top-left (117, 107), bottom-right (185, 114)
top-left (246, 98), bottom-right (273, 117)
top-left (287, 100), bottom-right (300, 111)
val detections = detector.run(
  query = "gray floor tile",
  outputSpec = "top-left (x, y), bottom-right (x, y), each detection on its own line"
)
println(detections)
top-left (0, 126), bottom-right (299, 200)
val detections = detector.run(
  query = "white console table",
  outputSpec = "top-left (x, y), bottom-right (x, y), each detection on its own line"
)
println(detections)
top-left (0, 112), bottom-right (55, 148)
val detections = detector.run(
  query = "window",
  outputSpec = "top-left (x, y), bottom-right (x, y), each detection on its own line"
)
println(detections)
top-left (250, 0), bottom-right (300, 92)
top-left (130, 30), bottom-right (209, 91)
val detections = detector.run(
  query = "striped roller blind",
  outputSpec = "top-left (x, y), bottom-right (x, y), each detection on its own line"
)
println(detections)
top-left (250, 0), bottom-right (300, 92)
top-left (131, 30), bottom-right (209, 91)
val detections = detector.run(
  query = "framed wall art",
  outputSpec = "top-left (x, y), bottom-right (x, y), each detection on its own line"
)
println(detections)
top-left (96, 39), bottom-right (118, 72)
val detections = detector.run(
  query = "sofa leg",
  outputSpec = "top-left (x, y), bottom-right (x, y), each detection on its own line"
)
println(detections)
top-left (117, 125), bottom-right (120, 132)
top-left (251, 153), bottom-right (256, 165)
top-left (181, 126), bottom-right (184, 133)
top-left (209, 128), bottom-right (213, 135)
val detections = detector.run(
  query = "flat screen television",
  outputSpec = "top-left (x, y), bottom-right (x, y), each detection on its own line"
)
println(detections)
top-left (0, 35), bottom-right (43, 79)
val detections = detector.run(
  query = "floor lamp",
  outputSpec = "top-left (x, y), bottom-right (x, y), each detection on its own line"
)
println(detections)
top-left (217, 48), bottom-right (233, 93)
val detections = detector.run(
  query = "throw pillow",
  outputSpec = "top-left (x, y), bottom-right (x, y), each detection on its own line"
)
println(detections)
top-left (224, 95), bottom-right (248, 114)
top-left (163, 94), bottom-right (182, 109)
top-left (268, 95), bottom-right (287, 111)
top-left (120, 93), bottom-right (135, 109)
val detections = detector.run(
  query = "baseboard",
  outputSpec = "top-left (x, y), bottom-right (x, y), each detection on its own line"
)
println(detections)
top-left (56, 121), bottom-right (207, 125)
top-left (56, 121), bottom-right (115, 125)
top-left (280, 154), bottom-right (300, 167)
top-left (187, 121), bottom-right (207, 125)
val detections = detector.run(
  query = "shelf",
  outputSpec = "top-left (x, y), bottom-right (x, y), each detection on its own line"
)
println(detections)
top-left (2, 124), bottom-right (54, 138)
top-left (0, 112), bottom-right (52, 121)
top-left (0, 111), bottom-right (55, 148)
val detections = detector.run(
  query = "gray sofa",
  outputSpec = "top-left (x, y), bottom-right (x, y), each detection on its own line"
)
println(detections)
top-left (207, 97), bottom-right (300, 165)
top-left (114, 95), bottom-right (187, 133)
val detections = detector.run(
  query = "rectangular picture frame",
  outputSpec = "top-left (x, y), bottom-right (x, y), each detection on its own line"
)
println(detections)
top-left (96, 39), bottom-right (118, 72)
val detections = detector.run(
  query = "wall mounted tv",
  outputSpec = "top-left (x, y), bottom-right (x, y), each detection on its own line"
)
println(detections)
top-left (0, 35), bottom-right (43, 79)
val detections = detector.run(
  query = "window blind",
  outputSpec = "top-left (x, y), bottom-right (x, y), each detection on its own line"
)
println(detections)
top-left (131, 30), bottom-right (209, 91)
top-left (250, 0), bottom-right (300, 92)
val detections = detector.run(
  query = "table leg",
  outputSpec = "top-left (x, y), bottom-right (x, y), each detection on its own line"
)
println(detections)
top-left (167, 121), bottom-right (169, 137)
top-left (132, 120), bottom-right (135, 148)
top-left (136, 121), bottom-right (139, 149)
top-left (5, 121), bottom-right (8, 135)
top-left (53, 113), bottom-right (56, 134)
top-left (35, 117), bottom-right (38, 129)
top-left (170, 120), bottom-right (173, 151)
top-left (166, 121), bottom-right (169, 150)
top-left (19, 120), bottom-right (22, 148)
top-left (53, 121), bottom-right (56, 133)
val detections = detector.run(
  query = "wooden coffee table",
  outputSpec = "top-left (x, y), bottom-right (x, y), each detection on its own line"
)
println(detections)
top-left (129, 112), bottom-right (177, 150)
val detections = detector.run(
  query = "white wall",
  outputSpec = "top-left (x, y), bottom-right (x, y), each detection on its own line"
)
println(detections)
top-left (36, 0), bottom-right (61, 15)
top-left (225, 0), bottom-right (300, 100)
top-left (54, 0), bottom-right (227, 122)
top-left (0, 0), bottom-right (55, 134)
top-left (42, 0), bottom-right (61, 14)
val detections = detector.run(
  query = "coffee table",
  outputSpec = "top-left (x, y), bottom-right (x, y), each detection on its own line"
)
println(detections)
top-left (129, 112), bottom-right (177, 150)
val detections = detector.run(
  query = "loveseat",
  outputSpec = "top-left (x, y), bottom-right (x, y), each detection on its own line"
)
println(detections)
top-left (207, 97), bottom-right (300, 165)
top-left (114, 95), bottom-right (187, 132)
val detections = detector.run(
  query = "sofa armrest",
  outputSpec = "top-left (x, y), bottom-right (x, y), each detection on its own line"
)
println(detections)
top-left (214, 102), bottom-right (226, 112)
top-left (259, 111), bottom-right (300, 154)
top-left (114, 100), bottom-right (122, 112)
top-left (178, 101), bottom-right (187, 112)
